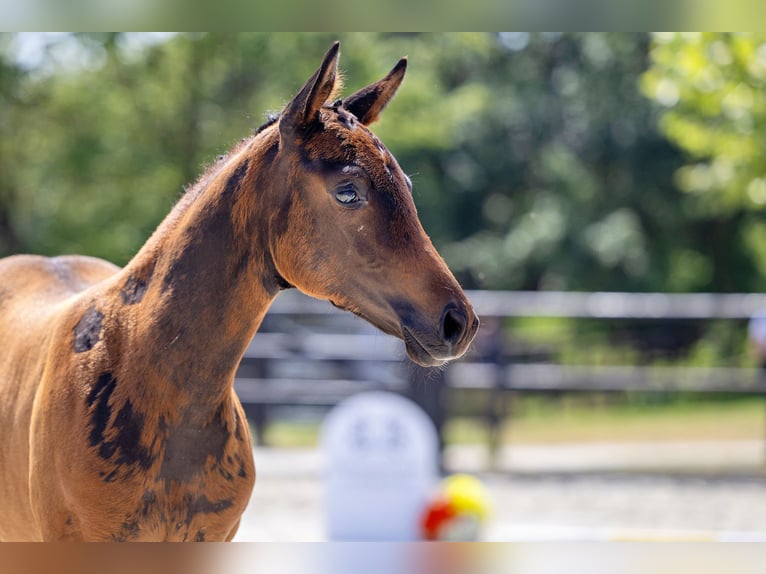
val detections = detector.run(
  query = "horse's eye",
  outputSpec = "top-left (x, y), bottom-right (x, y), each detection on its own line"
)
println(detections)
top-left (335, 184), bottom-right (360, 205)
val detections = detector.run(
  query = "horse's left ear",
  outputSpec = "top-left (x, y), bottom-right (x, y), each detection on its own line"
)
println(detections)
top-left (281, 41), bottom-right (341, 135)
top-left (344, 57), bottom-right (407, 126)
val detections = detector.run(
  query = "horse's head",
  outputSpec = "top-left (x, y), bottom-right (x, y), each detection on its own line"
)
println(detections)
top-left (265, 42), bottom-right (478, 367)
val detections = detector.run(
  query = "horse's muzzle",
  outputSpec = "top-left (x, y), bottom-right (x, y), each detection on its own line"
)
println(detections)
top-left (401, 302), bottom-right (479, 367)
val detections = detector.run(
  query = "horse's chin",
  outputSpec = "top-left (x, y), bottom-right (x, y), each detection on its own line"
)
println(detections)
top-left (404, 347), bottom-right (448, 368)
top-left (329, 297), bottom-right (452, 367)
top-left (402, 327), bottom-right (449, 368)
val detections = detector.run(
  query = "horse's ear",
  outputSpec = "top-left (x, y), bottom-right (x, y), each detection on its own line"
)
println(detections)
top-left (280, 41), bottom-right (341, 134)
top-left (344, 57), bottom-right (407, 126)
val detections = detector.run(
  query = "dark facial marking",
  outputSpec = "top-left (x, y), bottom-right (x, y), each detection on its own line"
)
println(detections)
top-left (120, 273), bottom-right (149, 305)
top-left (74, 305), bottom-right (104, 352)
top-left (195, 530), bottom-right (206, 542)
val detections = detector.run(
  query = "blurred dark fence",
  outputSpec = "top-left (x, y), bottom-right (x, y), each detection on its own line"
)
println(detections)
top-left (234, 290), bottom-right (766, 458)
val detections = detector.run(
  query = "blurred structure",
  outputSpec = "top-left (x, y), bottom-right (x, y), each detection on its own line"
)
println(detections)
top-left (321, 392), bottom-right (438, 540)
top-left (235, 289), bottom-right (766, 471)
top-left (748, 310), bottom-right (766, 371)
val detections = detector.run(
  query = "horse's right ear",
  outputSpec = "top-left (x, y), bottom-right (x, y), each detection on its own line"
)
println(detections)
top-left (280, 42), bottom-right (340, 138)
top-left (344, 57), bottom-right (407, 126)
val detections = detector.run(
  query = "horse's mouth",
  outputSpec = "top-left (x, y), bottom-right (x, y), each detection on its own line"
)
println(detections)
top-left (330, 298), bottom-right (402, 339)
top-left (402, 327), bottom-right (448, 368)
top-left (330, 297), bottom-right (455, 368)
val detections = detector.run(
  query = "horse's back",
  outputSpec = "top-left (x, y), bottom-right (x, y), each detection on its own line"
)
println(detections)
top-left (0, 254), bottom-right (118, 540)
top-left (0, 254), bottom-right (119, 305)
top-left (0, 254), bottom-right (120, 375)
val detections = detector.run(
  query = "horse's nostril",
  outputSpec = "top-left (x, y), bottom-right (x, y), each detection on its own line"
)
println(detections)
top-left (441, 306), bottom-right (467, 347)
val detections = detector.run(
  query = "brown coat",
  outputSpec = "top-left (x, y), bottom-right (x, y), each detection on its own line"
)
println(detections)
top-left (0, 42), bottom-right (478, 541)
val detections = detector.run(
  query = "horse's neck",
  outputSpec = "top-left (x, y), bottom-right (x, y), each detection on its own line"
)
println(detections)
top-left (118, 141), bottom-right (278, 408)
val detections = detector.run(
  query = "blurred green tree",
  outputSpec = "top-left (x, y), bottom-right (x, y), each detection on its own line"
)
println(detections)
top-left (0, 34), bottom-right (27, 255)
top-left (643, 32), bottom-right (766, 292)
top-left (0, 32), bottom-right (754, 296)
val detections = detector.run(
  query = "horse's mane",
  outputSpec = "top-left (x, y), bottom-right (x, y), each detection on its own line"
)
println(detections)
top-left (255, 112), bottom-right (280, 135)
top-left (140, 123), bottom-right (276, 255)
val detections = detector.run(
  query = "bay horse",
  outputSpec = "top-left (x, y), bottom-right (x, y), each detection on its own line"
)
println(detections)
top-left (0, 42), bottom-right (478, 541)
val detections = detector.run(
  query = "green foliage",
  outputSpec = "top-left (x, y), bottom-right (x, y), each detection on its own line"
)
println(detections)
top-left (642, 33), bottom-right (766, 209)
top-left (0, 32), bottom-right (763, 299)
top-left (643, 32), bottom-right (766, 292)
top-left (426, 34), bottom-right (688, 292)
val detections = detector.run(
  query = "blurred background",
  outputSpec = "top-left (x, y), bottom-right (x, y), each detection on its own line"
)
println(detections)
top-left (2, 32), bottom-right (766, 541)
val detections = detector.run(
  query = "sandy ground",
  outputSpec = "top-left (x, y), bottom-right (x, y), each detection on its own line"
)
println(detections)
top-left (234, 441), bottom-right (766, 542)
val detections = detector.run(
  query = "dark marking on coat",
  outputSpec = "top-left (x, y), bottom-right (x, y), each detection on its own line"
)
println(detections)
top-left (87, 372), bottom-right (117, 449)
top-left (221, 158), bottom-right (250, 198)
top-left (109, 400), bottom-right (154, 470)
top-left (160, 204), bottom-right (250, 313)
top-left (120, 273), bottom-right (149, 305)
top-left (230, 250), bottom-right (251, 286)
top-left (111, 519), bottom-right (140, 542)
top-left (158, 157), bottom-right (255, 299)
top-left (65, 516), bottom-right (73, 526)
top-left (233, 410), bottom-right (244, 442)
top-left (274, 273), bottom-right (294, 290)
top-left (195, 530), bottom-right (206, 542)
top-left (158, 406), bottom-right (230, 483)
top-left (233, 453), bottom-right (248, 479)
top-left (87, 373), bottom-right (155, 479)
top-left (74, 305), bottom-right (104, 352)
top-left (184, 494), bottom-right (234, 527)
top-left (217, 464), bottom-right (234, 481)
top-left (141, 490), bottom-right (157, 517)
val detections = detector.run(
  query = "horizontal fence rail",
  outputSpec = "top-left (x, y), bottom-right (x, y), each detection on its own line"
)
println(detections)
top-left (236, 290), bottom-right (766, 461)
top-left (266, 289), bottom-right (766, 319)
top-left (447, 363), bottom-right (766, 393)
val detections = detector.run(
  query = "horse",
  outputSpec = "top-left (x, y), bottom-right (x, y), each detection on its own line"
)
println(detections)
top-left (0, 41), bottom-right (479, 541)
